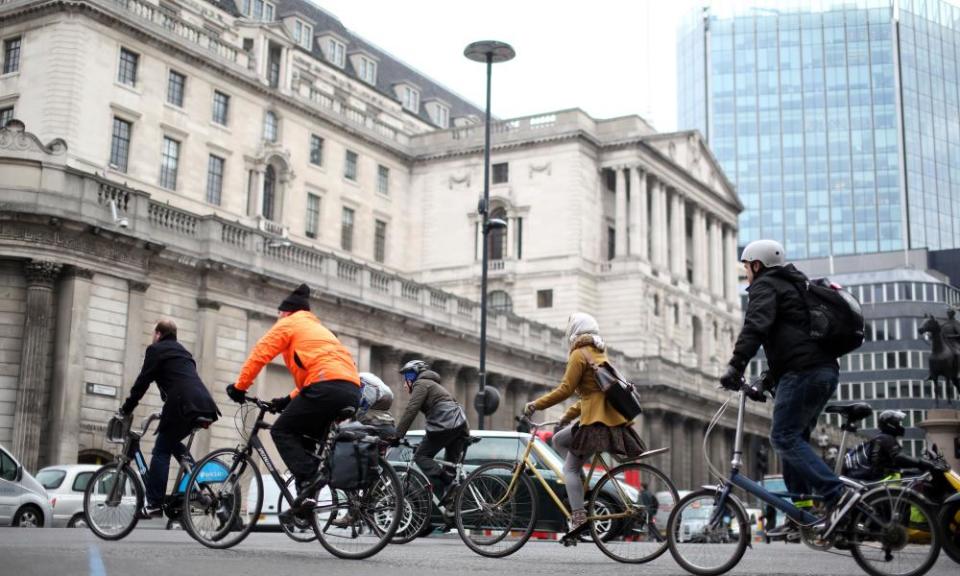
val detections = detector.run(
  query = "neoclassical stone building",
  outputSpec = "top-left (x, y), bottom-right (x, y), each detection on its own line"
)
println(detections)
top-left (0, 0), bottom-right (772, 488)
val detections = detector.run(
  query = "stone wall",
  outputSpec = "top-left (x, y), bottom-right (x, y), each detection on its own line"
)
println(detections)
top-left (0, 261), bottom-right (26, 446)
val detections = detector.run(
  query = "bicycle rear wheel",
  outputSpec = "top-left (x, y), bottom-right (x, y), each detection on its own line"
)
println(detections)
top-left (667, 488), bottom-right (749, 576)
top-left (389, 465), bottom-right (433, 544)
top-left (83, 463), bottom-right (142, 540)
top-left (849, 488), bottom-right (941, 576)
top-left (312, 455), bottom-right (402, 559)
top-left (589, 461), bottom-right (677, 563)
top-left (455, 462), bottom-right (537, 558)
top-left (941, 497), bottom-right (960, 564)
top-left (181, 448), bottom-right (263, 549)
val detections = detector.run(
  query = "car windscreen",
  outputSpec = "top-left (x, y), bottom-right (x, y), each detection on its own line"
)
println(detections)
top-left (36, 469), bottom-right (66, 489)
top-left (462, 437), bottom-right (525, 465)
top-left (532, 438), bottom-right (565, 471)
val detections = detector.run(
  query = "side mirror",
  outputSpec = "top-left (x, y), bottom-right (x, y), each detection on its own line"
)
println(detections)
top-left (16, 465), bottom-right (22, 482)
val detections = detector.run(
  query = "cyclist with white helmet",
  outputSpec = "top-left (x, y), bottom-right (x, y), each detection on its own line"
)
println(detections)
top-left (356, 372), bottom-right (396, 435)
top-left (394, 360), bottom-right (469, 508)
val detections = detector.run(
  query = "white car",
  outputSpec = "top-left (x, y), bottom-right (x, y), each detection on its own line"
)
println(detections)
top-left (0, 444), bottom-right (53, 527)
top-left (35, 465), bottom-right (101, 528)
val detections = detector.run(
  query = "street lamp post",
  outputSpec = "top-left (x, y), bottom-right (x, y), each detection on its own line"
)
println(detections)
top-left (464, 40), bottom-right (515, 430)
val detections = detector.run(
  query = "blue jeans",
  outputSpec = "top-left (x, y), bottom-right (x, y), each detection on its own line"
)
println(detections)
top-left (146, 429), bottom-right (191, 508)
top-left (771, 365), bottom-right (842, 504)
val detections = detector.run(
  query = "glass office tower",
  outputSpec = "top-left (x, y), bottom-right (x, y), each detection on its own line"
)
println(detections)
top-left (678, 0), bottom-right (960, 258)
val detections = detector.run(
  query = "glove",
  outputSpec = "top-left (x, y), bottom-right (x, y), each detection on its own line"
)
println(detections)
top-left (745, 371), bottom-right (772, 402)
top-left (523, 402), bottom-right (537, 417)
top-left (226, 383), bottom-right (246, 404)
top-left (270, 395), bottom-right (292, 412)
top-left (719, 365), bottom-right (744, 391)
top-left (554, 420), bottom-right (571, 434)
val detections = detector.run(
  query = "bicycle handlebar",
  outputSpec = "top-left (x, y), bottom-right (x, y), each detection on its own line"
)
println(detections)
top-left (519, 415), bottom-right (561, 431)
top-left (242, 396), bottom-right (279, 414)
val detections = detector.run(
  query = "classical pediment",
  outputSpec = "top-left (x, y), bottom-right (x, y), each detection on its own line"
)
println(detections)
top-left (644, 131), bottom-right (741, 211)
top-left (0, 120), bottom-right (68, 164)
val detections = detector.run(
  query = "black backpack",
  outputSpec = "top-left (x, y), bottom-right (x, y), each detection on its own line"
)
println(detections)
top-left (794, 277), bottom-right (864, 357)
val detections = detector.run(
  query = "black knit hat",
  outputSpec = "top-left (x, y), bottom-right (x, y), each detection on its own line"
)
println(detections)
top-left (279, 283), bottom-right (311, 312)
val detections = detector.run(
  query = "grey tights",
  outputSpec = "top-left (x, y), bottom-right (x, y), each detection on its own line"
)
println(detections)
top-left (552, 424), bottom-right (587, 511)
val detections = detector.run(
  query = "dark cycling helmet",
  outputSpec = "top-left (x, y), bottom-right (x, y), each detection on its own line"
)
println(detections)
top-left (878, 409), bottom-right (906, 437)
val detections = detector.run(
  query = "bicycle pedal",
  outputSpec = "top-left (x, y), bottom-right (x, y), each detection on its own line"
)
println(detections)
top-left (560, 535), bottom-right (579, 547)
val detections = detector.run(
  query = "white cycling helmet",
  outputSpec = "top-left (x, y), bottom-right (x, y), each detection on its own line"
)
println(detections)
top-left (740, 239), bottom-right (786, 268)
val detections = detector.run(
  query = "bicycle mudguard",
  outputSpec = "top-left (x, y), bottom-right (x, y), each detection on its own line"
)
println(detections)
top-left (175, 459), bottom-right (231, 494)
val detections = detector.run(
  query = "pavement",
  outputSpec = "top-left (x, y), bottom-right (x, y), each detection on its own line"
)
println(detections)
top-left (0, 527), bottom-right (957, 576)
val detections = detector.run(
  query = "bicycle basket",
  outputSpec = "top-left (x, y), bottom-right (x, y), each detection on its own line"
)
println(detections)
top-left (106, 414), bottom-right (128, 443)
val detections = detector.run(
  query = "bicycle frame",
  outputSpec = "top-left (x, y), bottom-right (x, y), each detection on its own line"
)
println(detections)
top-left (499, 422), bottom-right (635, 525)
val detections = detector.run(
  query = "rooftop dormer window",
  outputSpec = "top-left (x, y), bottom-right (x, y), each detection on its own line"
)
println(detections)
top-left (425, 99), bottom-right (450, 128)
top-left (357, 55), bottom-right (376, 84)
top-left (292, 19), bottom-right (313, 50)
top-left (241, 0), bottom-right (274, 21)
top-left (325, 37), bottom-right (346, 68)
top-left (398, 85), bottom-right (419, 113)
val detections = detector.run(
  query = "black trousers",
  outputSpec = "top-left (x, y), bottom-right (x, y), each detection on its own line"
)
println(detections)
top-left (146, 422), bottom-right (193, 507)
top-left (270, 380), bottom-right (361, 483)
top-left (414, 425), bottom-right (469, 497)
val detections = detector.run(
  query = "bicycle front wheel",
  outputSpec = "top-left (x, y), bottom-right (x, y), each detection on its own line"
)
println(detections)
top-left (667, 488), bottom-right (749, 576)
top-left (83, 463), bottom-right (143, 540)
top-left (849, 488), bottom-right (941, 576)
top-left (389, 464), bottom-right (433, 544)
top-left (589, 461), bottom-right (677, 563)
top-left (181, 448), bottom-right (263, 549)
top-left (312, 455), bottom-right (402, 559)
top-left (455, 461), bottom-right (537, 558)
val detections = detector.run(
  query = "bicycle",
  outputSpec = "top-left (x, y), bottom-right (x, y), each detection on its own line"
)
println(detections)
top-left (82, 411), bottom-right (215, 540)
top-left (181, 396), bottom-right (402, 559)
top-left (666, 378), bottom-right (942, 576)
top-left (388, 435), bottom-right (481, 544)
top-left (454, 417), bottom-right (679, 563)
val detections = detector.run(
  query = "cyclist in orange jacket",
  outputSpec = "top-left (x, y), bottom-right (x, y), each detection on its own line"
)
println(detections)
top-left (226, 284), bottom-right (361, 516)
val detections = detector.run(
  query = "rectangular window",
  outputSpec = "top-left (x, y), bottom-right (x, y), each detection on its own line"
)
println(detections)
top-left (118, 48), bottom-right (139, 86)
top-left (0, 106), bottom-right (14, 128)
top-left (212, 91), bottom-right (230, 125)
top-left (377, 165), bottom-right (389, 195)
top-left (109, 117), bottom-right (132, 172)
top-left (374, 219), bottom-right (387, 263)
top-left (206, 154), bottom-right (224, 205)
top-left (293, 20), bottom-right (313, 50)
top-left (167, 70), bottom-right (186, 107)
top-left (436, 104), bottom-right (449, 128)
top-left (341, 207), bottom-right (354, 251)
top-left (358, 56), bottom-right (376, 83)
top-left (3, 36), bottom-right (21, 75)
top-left (537, 289), bottom-right (554, 309)
top-left (401, 85), bottom-right (419, 111)
top-left (344, 150), bottom-right (358, 180)
top-left (159, 136), bottom-right (180, 190)
top-left (305, 193), bottom-right (320, 239)
top-left (607, 226), bottom-right (616, 261)
top-left (492, 162), bottom-right (509, 184)
top-left (309, 134), bottom-right (323, 166)
top-left (328, 38), bottom-right (346, 68)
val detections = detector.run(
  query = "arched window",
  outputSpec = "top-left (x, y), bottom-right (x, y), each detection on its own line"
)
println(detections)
top-left (262, 164), bottom-right (276, 220)
top-left (488, 290), bottom-right (512, 313)
top-left (488, 207), bottom-right (507, 261)
top-left (264, 111), bottom-right (278, 142)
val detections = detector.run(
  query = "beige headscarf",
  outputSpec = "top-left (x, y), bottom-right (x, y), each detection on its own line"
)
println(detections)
top-left (565, 312), bottom-right (605, 351)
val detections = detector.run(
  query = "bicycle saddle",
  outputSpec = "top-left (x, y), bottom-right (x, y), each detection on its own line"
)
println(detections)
top-left (466, 436), bottom-right (482, 446)
top-left (824, 402), bottom-right (873, 423)
top-left (193, 417), bottom-right (215, 429)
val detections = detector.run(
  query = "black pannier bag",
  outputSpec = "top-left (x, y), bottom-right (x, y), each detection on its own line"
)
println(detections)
top-left (328, 430), bottom-right (380, 490)
top-left (794, 278), bottom-right (864, 357)
top-left (580, 349), bottom-right (643, 421)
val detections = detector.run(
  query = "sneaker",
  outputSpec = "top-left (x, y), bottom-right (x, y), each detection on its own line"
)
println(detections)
top-left (138, 505), bottom-right (163, 519)
top-left (765, 522), bottom-right (799, 540)
top-left (567, 508), bottom-right (587, 533)
top-left (330, 512), bottom-right (354, 528)
top-left (817, 487), bottom-right (861, 539)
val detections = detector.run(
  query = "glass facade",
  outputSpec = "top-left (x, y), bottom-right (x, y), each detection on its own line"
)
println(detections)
top-left (678, 0), bottom-right (960, 257)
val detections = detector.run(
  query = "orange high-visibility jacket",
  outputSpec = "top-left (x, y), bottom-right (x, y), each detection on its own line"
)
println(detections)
top-left (236, 311), bottom-right (360, 397)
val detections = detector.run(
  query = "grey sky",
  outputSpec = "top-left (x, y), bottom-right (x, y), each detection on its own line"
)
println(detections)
top-left (313, 0), bottom-right (698, 133)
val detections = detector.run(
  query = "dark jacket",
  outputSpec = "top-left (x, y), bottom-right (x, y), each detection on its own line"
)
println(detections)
top-left (730, 264), bottom-right (837, 380)
top-left (121, 336), bottom-right (220, 434)
top-left (396, 370), bottom-right (468, 438)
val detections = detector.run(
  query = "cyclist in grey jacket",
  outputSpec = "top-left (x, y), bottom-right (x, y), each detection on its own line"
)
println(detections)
top-left (395, 360), bottom-right (469, 505)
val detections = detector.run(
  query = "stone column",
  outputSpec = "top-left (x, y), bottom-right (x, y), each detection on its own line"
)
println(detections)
top-left (630, 167), bottom-right (649, 260)
top-left (356, 341), bottom-right (372, 373)
top-left (659, 182), bottom-right (671, 270)
top-left (693, 208), bottom-right (709, 289)
top-left (120, 281), bottom-right (150, 407)
top-left (192, 297), bottom-right (220, 457)
top-left (615, 167), bottom-right (628, 257)
top-left (373, 346), bottom-right (405, 420)
top-left (723, 225), bottom-right (738, 302)
top-left (670, 414), bottom-right (690, 489)
top-left (670, 194), bottom-right (687, 279)
top-left (462, 367), bottom-right (480, 429)
top-left (650, 179), bottom-right (666, 270)
top-left (12, 260), bottom-right (62, 472)
top-left (485, 373), bottom-right (508, 430)
top-left (689, 419), bottom-right (706, 486)
top-left (432, 360), bottom-right (460, 395)
top-left (708, 218), bottom-right (722, 296)
top-left (46, 266), bottom-right (94, 466)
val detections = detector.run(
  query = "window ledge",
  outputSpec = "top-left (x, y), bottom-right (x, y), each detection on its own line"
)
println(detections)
top-left (308, 162), bottom-right (326, 172)
top-left (114, 81), bottom-right (142, 96)
top-left (163, 101), bottom-right (186, 113)
top-left (0, 71), bottom-right (20, 80)
top-left (343, 177), bottom-right (360, 187)
top-left (209, 120), bottom-right (231, 133)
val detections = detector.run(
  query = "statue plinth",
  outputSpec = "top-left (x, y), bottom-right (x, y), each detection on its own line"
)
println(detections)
top-left (917, 409), bottom-right (960, 470)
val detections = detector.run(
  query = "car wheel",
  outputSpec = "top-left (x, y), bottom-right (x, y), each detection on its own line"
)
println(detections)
top-left (13, 505), bottom-right (44, 528)
top-left (67, 513), bottom-right (88, 529)
top-left (582, 495), bottom-right (622, 543)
